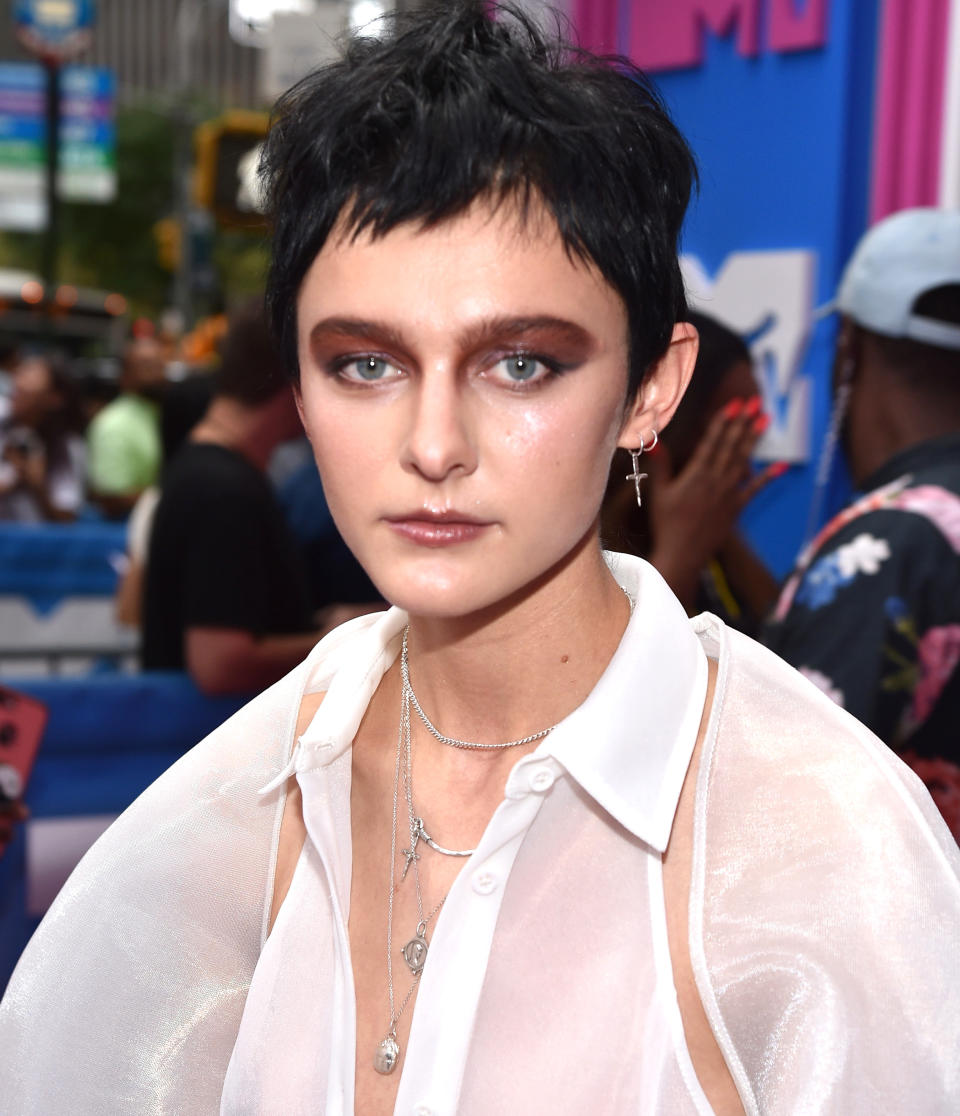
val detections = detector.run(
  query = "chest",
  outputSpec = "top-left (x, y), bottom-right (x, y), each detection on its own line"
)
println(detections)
top-left (348, 752), bottom-right (507, 1114)
top-left (223, 765), bottom-right (708, 1115)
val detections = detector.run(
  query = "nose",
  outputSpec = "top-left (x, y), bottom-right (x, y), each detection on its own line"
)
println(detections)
top-left (401, 372), bottom-right (477, 482)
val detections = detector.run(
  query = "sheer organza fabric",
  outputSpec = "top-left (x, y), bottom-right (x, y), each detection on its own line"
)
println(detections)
top-left (1, 555), bottom-right (958, 1114)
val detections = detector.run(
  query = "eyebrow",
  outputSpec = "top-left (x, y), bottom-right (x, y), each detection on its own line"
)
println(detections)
top-left (307, 314), bottom-right (596, 358)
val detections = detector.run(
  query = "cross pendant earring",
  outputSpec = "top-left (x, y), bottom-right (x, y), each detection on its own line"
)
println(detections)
top-left (626, 450), bottom-right (648, 509)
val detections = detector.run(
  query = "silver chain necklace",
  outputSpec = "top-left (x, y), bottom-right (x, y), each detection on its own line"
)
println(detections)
top-left (374, 671), bottom-right (449, 1075)
top-left (375, 629), bottom-right (558, 1075)
top-left (377, 602), bottom-right (642, 1075)
top-left (400, 626), bottom-right (556, 750)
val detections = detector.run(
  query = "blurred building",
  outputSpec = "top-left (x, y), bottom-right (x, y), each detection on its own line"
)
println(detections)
top-left (0, 0), bottom-right (431, 110)
top-left (1, 1), bottom-right (259, 108)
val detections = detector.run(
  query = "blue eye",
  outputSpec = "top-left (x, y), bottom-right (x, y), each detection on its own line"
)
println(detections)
top-left (355, 357), bottom-right (390, 380)
top-left (338, 356), bottom-right (399, 382)
top-left (496, 355), bottom-right (546, 383)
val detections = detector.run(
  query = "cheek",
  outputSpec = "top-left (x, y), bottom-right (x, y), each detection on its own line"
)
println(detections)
top-left (493, 395), bottom-right (622, 507)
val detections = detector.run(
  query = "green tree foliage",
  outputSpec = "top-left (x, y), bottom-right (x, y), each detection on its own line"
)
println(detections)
top-left (0, 100), bottom-right (269, 320)
top-left (0, 102), bottom-right (174, 316)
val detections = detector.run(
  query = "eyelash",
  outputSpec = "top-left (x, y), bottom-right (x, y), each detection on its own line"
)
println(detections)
top-left (326, 351), bottom-right (568, 390)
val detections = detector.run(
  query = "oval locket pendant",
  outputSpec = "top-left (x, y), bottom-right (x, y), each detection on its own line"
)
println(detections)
top-left (402, 932), bottom-right (428, 975)
top-left (374, 1034), bottom-right (400, 1075)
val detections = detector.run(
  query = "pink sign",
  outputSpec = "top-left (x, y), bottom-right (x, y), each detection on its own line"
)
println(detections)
top-left (597, 0), bottom-right (831, 71)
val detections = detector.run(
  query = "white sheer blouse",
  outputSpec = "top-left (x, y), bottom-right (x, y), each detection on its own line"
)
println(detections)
top-left (1, 554), bottom-right (958, 1114)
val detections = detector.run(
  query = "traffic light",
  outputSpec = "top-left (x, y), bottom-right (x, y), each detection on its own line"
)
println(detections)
top-left (193, 111), bottom-right (269, 228)
top-left (153, 217), bottom-right (182, 271)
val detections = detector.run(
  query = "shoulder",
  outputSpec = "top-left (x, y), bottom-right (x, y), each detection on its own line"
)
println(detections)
top-left (162, 445), bottom-right (264, 513)
top-left (705, 623), bottom-right (949, 826)
top-left (0, 662), bottom-right (313, 1108)
top-left (812, 482), bottom-right (960, 572)
top-left (87, 397), bottom-right (125, 438)
top-left (688, 620), bottom-right (960, 1106)
top-left (687, 619), bottom-right (960, 1102)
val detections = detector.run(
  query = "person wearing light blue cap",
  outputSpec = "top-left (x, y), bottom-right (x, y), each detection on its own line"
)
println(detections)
top-left (765, 207), bottom-right (960, 838)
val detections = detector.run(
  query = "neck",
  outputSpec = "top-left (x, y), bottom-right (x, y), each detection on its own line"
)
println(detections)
top-left (192, 396), bottom-right (277, 470)
top-left (852, 394), bottom-right (960, 486)
top-left (402, 534), bottom-right (631, 751)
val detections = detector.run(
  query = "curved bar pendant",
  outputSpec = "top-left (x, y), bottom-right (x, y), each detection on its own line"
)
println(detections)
top-left (414, 817), bottom-right (476, 859)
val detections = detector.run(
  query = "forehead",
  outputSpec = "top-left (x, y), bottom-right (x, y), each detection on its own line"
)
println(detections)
top-left (296, 198), bottom-right (627, 343)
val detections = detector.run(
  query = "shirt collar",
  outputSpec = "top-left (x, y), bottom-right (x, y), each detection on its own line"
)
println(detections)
top-left (531, 553), bottom-right (708, 853)
top-left (280, 554), bottom-right (707, 854)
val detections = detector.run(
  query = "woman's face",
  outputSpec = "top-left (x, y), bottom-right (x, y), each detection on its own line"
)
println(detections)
top-left (295, 201), bottom-right (637, 618)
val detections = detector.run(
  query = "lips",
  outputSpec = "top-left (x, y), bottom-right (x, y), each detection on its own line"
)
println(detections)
top-left (384, 508), bottom-right (493, 547)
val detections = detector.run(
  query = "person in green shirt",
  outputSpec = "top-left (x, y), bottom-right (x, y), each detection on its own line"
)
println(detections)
top-left (86, 335), bottom-right (166, 518)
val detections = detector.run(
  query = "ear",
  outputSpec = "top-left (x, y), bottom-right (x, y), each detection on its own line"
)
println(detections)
top-left (617, 321), bottom-right (698, 450)
top-left (292, 382), bottom-right (307, 429)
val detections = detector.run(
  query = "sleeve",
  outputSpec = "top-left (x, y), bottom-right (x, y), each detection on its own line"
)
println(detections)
top-left (693, 632), bottom-right (960, 1115)
top-left (178, 480), bottom-right (281, 636)
top-left (0, 676), bottom-right (301, 1115)
top-left (762, 509), bottom-right (960, 744)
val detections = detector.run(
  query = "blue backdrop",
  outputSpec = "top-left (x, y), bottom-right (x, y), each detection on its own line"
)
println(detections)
top-left (639, 0), bottom-right (880, 576)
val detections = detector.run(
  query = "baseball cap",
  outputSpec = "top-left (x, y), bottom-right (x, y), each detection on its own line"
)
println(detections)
top-left (829, 207), bottom-right (960, 351)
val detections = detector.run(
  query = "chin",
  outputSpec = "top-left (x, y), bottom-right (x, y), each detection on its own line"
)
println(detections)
top-left (370, 567), bottom-right (499, 620)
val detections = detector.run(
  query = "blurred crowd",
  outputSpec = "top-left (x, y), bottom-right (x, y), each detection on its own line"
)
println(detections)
top-left (0, 301), bottom-right (382, 695)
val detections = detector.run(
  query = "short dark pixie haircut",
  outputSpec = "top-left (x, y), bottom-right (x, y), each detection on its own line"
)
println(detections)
top-left (260, 0), bottom-right (696, 397)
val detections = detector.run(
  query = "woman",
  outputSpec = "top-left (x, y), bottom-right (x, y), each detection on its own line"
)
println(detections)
top-left (2, 5), bottom-right (958, 1113)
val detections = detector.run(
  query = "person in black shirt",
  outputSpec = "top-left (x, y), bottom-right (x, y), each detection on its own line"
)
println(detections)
top-left (143, 301), bottom-right (356, 695)
top-left (764, 208), bottom-right (960, 838)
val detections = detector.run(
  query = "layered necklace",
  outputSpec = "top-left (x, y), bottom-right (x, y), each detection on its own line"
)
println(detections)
top-left (373, 627), bottom-right (557, 1075)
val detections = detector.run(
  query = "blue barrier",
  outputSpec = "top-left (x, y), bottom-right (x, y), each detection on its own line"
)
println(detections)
top-left (0, 522), bottom-right (127, 613)
top-left (0, 522), bottom-right (136, 669)
top-left (0, 671), bottom-right (250, 991)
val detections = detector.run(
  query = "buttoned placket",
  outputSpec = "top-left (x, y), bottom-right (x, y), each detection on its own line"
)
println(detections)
top-left (394, 754), bottom-right (564, 1116)
top-left (293, 735), bottom-right (359, 1114)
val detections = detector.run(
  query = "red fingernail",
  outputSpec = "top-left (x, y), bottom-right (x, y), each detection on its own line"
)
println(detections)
top-left (767, 461), bottom-right (790, 478)
top-left (743, 395), bottom-right (763, 418)
top-left (753, 412), bottom-right (771, 434)
top-left (723, 399), bottom-right (743, 419)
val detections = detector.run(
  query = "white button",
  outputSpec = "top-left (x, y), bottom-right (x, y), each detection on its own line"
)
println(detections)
top-left (529, 767), bottom-right (555, 792)
top-left (472, 869), bottom-right (498, 895)
top-left (414, 1106), bottom-right (433, 1116)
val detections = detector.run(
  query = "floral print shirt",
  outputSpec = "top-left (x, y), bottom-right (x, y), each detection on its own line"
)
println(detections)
top-left (764, 434), bottom-right (960, 839)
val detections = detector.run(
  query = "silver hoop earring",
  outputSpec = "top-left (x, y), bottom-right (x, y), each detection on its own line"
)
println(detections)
top-left (626, 429), bottom-right (658, 508)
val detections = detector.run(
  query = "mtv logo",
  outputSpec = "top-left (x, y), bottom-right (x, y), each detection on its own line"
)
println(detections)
top-left (681, 250), bottom-right (817, 463)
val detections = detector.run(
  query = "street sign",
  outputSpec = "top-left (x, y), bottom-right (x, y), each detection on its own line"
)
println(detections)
top-left (14, 0), bottom-right (96, 62)
top-left (0, 62), bottom-right (115, 230)
top-left (59, 65), bottom-right (115, 201)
